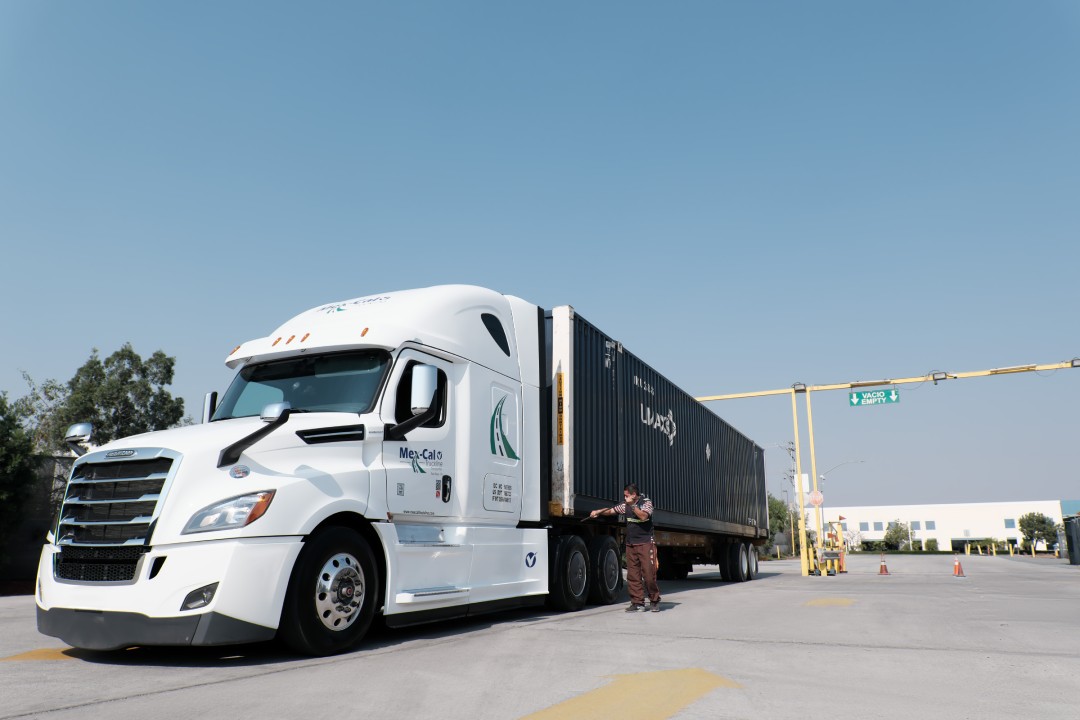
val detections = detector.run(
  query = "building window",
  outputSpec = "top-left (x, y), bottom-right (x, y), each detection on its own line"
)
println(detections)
top-left (873, 522), bottom-right (884, 531)
top-left (911, 521), bottom-right (922, 531)
top-left (963, 529), bottom-right (971, 537)
top-left (888, 521), bottom-right (897, 529)
top-left (859, 522), bottom-right (869, 532)
top-left (1004, 518), bottom-right (1016, 529)
top-left (840, 522), bottom-right (848, 531)
top-left (925, 520), bottom-right (936, 530)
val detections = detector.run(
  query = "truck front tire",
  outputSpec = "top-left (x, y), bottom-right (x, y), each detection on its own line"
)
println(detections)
top-left (548, 534), bottom-right (589, 611)
top-left (279, 527), bottom-right (379, 656)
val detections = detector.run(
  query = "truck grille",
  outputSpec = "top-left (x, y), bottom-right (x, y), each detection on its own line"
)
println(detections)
top-left (55, 546), bottom-right (151, 582)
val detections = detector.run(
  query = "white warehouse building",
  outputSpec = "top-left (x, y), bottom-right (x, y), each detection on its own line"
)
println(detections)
top-left (819, 499), bottom-right (1075, 552)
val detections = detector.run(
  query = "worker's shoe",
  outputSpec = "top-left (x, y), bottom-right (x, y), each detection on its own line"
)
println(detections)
top-left (650, 602), bottom-right (660, 612)
top-left (625, 603), bottom-right (644, 612)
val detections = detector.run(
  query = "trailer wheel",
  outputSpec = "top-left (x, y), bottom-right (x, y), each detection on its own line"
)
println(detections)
top-left (717, 542), bottom-right (733, 581)
top-left (548, 535), bottom-right (589, 611)
top-left (586, 535), bottom-right (622, 605)
top-left (743, 543), bottom-right (756, 581)
top-left (728, 542), bottom-right (749, 582)
top-left (279, 527), bottom-right (379, 656)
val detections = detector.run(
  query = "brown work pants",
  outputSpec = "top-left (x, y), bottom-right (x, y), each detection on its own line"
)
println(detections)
top-left (625, 542), bottom-right (661, 605)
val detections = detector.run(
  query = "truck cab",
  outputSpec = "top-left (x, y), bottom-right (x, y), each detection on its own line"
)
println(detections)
top-left (37, 285), bottom-right (551, 655)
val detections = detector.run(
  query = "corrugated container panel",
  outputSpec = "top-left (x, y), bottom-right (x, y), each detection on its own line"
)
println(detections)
top-left (570, 313), bottom-right (766, 538)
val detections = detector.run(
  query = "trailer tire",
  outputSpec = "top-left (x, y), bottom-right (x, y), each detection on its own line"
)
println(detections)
top-left (586, 535), bottom-right (622, 605)
top-left (548, 534), bottom-right (589, 611)
top-left (728, 542), bottom-right (749, 582)
top-left (744, 543), bottom-right (756, 581)
top-left (279, 527), bottom-right (379, 656)
top-left (717, 542), bottom-right (733, 581)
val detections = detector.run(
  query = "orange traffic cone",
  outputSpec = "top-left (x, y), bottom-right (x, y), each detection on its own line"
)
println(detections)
top-left (953, 555), bottom-right (965, 578)
top-left (878, 553), bottom-right (890, 575)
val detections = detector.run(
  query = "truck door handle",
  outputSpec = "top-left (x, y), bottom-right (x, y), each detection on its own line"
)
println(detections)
top-left (441, 475), bottom-right (452, 503)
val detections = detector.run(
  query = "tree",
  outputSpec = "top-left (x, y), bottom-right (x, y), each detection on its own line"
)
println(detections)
top-left (0, 392), bottom-right (38, 562)
top-left (767, 493), bottom-right (793, 553)
top-left (883, 520), bottom-right (911, 550)
top-left (18, 344), bottom-right (186, 450)
top-left (12, 372), bottom-right (69, 453)
top-left (1019, 512), bottom-right (1061, 552)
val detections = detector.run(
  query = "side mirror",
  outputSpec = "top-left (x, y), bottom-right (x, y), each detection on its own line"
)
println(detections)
top-left (65, 423), bottom-right (93, 457)
top-left (261, 401), bottom-right (292, 422)
top-left (202, 392), bottom-right (218, 424)
top-left (410, 365), bottom-right (438, 416)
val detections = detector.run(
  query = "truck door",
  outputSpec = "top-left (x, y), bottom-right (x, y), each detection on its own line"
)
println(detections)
top-left (384, 351), bottom-right (459, 519)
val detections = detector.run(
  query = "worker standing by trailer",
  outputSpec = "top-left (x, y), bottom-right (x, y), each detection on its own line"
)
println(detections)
top-left (591, 483), bottom-right (661, 612)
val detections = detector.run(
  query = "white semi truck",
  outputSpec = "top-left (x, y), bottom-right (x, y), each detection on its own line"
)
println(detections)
top-left (37, 285), bottom-right (767, 655)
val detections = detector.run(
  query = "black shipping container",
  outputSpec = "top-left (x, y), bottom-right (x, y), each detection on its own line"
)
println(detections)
top-left (550, 308), bottom-right (768, 539)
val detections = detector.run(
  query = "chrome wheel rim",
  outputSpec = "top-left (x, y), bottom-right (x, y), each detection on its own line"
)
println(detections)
top-left (315, 552), bottom-right (365, 631)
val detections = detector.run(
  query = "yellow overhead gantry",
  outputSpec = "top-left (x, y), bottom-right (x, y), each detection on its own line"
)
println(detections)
top-left (696, 358), bottom-right (1080, 577)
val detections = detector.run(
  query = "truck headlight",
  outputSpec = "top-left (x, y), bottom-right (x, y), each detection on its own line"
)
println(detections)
top-left (182, 491), bottom-right (275, 534)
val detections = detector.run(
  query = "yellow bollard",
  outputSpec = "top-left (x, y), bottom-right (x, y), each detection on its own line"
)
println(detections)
top-left (965, 543), bottom-right (971, 556)
top-left (1009, 543), bottom-right (1014, 557)
top-left (991, 544), bottom-right (996, 557)
top-left (1031, 544), bottom-right (1036, 558)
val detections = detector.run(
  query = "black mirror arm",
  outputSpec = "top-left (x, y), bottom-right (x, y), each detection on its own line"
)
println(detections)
top-left (217, 409), bottom-right (292, 468)
top-left (384, 405), bottom-right (438, 442)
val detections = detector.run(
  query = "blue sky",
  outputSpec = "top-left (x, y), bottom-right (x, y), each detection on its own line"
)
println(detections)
top-left (2, 2), bottom-right (1077, 507)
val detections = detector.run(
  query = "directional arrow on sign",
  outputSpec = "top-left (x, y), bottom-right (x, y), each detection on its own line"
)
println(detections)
top-left (850, 394), bottom-right (860, 406)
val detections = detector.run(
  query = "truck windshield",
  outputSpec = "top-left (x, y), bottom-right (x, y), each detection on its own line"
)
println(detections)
top-left (213, 350), bottom-right (391, 419)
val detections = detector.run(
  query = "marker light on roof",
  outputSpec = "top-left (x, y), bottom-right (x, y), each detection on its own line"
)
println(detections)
top-left (361, 327), bottom-right (369, 337)
top-left (272, 337), bottom-right (282, 347)
top-left (301, 333), bottom-right (310, 342)
top-left (286, 335), bottom-right (296, 344)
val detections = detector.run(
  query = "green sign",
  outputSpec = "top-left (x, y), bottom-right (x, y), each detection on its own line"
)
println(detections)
top-left (849, 388), bottom-right (900, 407)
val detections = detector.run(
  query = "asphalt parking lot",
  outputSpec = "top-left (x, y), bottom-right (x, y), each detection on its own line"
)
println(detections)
top-left (2, 553), bottom-right (1078, 719)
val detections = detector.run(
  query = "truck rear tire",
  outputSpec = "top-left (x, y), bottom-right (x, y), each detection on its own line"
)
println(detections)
top-left (548, 534), bottom-right (589, 611)
top-left (279, 527), bottom-right (379, 656)
top-left (586, 535), bottom-right (622, 605)
top-left (743, 543), bottom-right (756, 581)
top-left (728, 542), bottom-right (749, 582)
top-left (718, 542), bottom-right (733, 581)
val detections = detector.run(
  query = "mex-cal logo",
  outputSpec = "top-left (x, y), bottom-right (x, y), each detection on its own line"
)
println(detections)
top-left (490, 395), bottom-right (519, 460)
top-left (105, 450), bottom-right (137, 458)
top-left (640, 405), bottom-right (678, 447)
top-left (525, 552), bottom-right (537, 568)
top-left (400, 447), bottom-right (444, 475)
top-left (316, 296), bottom-right (392, 314)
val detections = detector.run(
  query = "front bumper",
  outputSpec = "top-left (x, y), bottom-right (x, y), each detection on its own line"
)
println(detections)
top-left (36, 607), bottom-right (275, 650)
top-left (36, 536), bottom-right (303, 650)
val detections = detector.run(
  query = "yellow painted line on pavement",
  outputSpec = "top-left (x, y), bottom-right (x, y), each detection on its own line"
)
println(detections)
top-left (1, 648), bottom-right (75, 661)
top-left (521, 668), bottom-right (740, 720)
top-left (804, 598), bottom-right (855, 607)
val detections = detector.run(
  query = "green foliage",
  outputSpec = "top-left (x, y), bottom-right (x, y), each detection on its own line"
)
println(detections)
top-left (0, 392), bottom-right (38, 561)
top-left (925, 538), bottom-right (939, 551)
top-left (883, 520), bottom-right (911, 550)
top-left (766, 493), bottom-right (792, 551)
top-left (12, 372), bottom-right (69, 453)
top-left (17, 344), bottom-right (186, 450)
top-left (861, 540), bottom-right (885, 552)
top-left (1018, 512), bottom-right (1061, 550)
